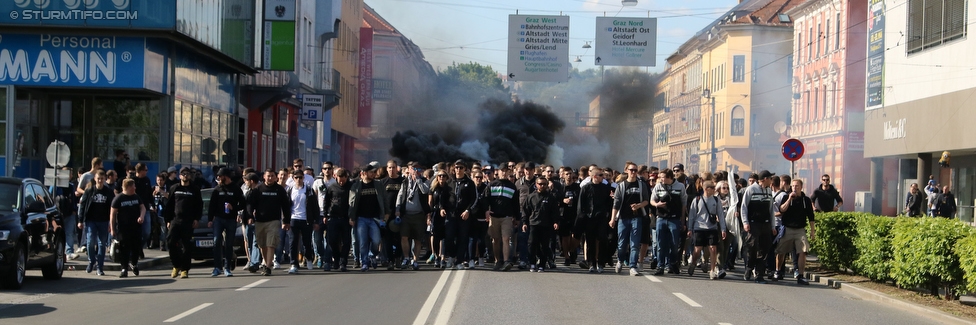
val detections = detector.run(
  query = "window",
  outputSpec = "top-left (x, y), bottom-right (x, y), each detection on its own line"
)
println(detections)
top-left (908, 0), bottom-right (968, 54)
top-left (797, 32), bottom-right (803, 62)
top-left (825, 19), bottom-right (830, 54)
top-left (813, 88), bottom-right (819, 119)
top-left (808, 27), bottom-right (813, 60)
top-left (733, 55), bottom-right (745, 82)
top-left (786, 55), bottom-right (794, 83)
top-left (731, 106), bottom-right (745, 136)
top-left (822, 85), bottom-right (828, 119)
top-left (836, 13), bottom-right (841, 49)
top-left (817, 23), bottom-right (822, 57)
top-left (753, 59), bottom-right (758, 82)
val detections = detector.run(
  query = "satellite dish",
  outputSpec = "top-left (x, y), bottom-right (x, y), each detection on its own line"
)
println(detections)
top-left (774, 121), bottom-right (787, 135)
top-left (46, 140), bottom-right (71, 168)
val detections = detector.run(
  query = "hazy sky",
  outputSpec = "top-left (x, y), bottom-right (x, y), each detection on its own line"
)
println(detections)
top-left (365, 0), bottom-right (736, 73)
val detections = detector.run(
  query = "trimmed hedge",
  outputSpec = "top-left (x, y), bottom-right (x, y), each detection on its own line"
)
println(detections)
top-left (812, 212), bottom-right (976, 300)
top-left (954, 234), bottom-right (976, 294)
top-left (810, 212), bottom-right (858, 272)
top-left (853, 214), bottom-right (896, 282)
top-left (890, 217), bottom-right (973, 299)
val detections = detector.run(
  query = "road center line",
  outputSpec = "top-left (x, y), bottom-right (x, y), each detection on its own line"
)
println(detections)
top-left (644, 275), bottom-right (662, 282)
top-left (164, 303), bottom-right (213, 323)
top-left (673, 293), bottom-right (702, 307)
top-left (434, 270), bottom-right (467, 325)
top-left (235, 279), bottom-right (269, 291)
top-left (718, 323), bottom-right (734, 325)
top-left (412, 270), bottom-right (453, 325)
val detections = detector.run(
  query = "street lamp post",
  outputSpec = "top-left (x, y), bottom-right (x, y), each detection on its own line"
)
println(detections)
top-left (703, 89), bottom-right (716, 172)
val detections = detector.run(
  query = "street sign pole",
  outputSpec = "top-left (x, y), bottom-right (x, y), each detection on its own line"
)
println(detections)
top-left (782, 138), bottom-right (805, 178)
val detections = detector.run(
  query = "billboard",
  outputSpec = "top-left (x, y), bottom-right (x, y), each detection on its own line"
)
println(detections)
top-left (865, 0), bottom-right (884, 109)
top-left (357, 27), bottom-right (373, 128)
top-left (0, 33), bottom-right (146, 89)
top-left (261, 0), bottom-right (295, 71)
top-left (0, 0), bottom-right (176, 28)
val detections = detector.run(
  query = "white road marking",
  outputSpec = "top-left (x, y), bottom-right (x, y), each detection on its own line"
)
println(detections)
top-left (673, 293), bottom-right (702, 307)
top-left (164, 303), bottom-right (213, 322)
top-left (718, 323), bottom-right (733, 325)
top-left (412, 270), bottom-right (453, 325)
top-left (235, 279), bottom-right (269, 291)
top-left (644, 275), bottom-right (662, 282)
top-left (434, 270), bottom-right (467, 325)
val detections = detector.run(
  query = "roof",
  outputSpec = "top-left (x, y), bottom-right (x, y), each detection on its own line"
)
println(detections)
top-left (363, 3), bottom-right (398, 34)
top-left (730, 0), bottom-right (804, 26)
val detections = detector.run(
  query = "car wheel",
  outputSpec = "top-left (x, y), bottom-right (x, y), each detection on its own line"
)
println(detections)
top-left (1, 245), bottom-right (26, 290)
top-left (42, 236), bottom-right (65, 280)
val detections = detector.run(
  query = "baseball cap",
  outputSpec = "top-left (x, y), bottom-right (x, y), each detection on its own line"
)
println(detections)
top-left (167, 166), bottom-right (177, 173)
top-left (673, 163), bottom-right (685, 171)
top-left (757, 170), bottom-right (775, 179)
top-left (524, 162), bottom-right (537, 170)
top-left (454, 159), bottom-right (467, 168)
top-left (179, 166), bottom-right (192, 175)
top-left (363, 164), bottom-right (378, 173)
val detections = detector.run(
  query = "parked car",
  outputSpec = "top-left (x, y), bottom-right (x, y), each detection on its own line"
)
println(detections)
top-left (0, 177), bottom-right (65, 289)
top-left (191, 188), bottom-right (245, 262)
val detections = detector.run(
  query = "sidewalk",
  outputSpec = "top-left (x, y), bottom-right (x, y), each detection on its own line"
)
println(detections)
top-left (65, 247), bottom-right (171, 272)
top-left (804, 255), bottom-right (975, 325)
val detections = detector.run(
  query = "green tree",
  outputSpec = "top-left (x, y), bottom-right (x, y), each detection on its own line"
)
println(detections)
top-left (437, 62), bottom-right (505, 94)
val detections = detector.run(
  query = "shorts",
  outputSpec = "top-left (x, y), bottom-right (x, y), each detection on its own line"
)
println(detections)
top-left (639, 215), bottom-right (652, 245)
top-left (488, 216), bottom-right (513, 240)
top-left (255, 220), bottom-right (281, 248)
top-left (400, 212), bottom-right (427, 240)
top-left (776, 227), bottom-right (809, 255)
top-left (693, 229), bottom-right (720, 247)
top-left (558, 216), bottom-right (576, 237)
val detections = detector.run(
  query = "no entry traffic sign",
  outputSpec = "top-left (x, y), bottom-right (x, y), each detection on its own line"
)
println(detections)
top-left (782, 139), bottom-right (804, 162)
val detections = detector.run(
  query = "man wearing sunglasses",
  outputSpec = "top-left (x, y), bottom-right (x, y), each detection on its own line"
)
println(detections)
top-left (349, 164), bottom-right (389, 271)
top-left (521, 178), bottom-right (560, 272)
top-left (485, 166), bottom-right (520, 271)
top-left (311, 162), bottom-right (336, 269)
top-left (577, 166), bottom-right (613, 273)
top-left (811, 174), bottom-right (843, 213)
top-left (444, 160), bottom-right (478, 270)
top-left (287, 158), bottom-right (315, 190)
top-left (611, 162), bottom-right (651, 276)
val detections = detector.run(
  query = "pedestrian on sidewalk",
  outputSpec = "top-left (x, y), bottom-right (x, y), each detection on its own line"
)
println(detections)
top-left (110, 179), bottom-right (146, 278)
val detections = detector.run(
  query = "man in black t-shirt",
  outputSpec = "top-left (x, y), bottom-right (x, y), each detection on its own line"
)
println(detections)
top-left (611, 162), bottom-right (650, 276)
top-left (111, 179), bottom-right (146, 278)
top-left (349, 164), bottom-right (388, 271)
top-left (164, 167), bottom-right (203, 278)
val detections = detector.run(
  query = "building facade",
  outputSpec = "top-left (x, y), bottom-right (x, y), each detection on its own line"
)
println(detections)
top-left (0, 0), bottom-right (257, 181)
top-left (358, 4), bottom-right (436, 163)
top-left (864, 0), bottom-right (974, 220)
top-left (786, 0), bottom-right (869, 211)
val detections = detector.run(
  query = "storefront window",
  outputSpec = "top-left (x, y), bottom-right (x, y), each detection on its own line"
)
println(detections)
top-left (92, 98), bottom-right (160, 162)
top-left (173, 99), bottom-right (234, 166)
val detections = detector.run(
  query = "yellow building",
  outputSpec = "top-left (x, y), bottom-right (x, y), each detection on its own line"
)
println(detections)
top-left (332, 0), bottom-right (363, 168)
top-left (659, 0), bottom-right (800, 175)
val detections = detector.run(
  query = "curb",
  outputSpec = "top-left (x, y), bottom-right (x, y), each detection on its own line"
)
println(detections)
top-left (807, 272), bottom-right (975, 325)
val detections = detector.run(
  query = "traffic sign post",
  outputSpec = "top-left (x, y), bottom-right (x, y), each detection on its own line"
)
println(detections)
top-left (782, 138), bottom-right (804, 177)
top-left (507, 15), bottom-right (571, 82)
top-left (594, 17), bottom-right (657, 67)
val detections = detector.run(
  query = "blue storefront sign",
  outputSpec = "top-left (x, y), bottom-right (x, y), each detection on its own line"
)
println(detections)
top-left (0, 33), bottom-right (146, 89)
top-left (0, 0), bottom-right (176, 28)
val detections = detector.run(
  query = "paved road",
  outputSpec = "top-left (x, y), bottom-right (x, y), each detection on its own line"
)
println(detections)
top-left (0, 261), bottom-right (946, 324)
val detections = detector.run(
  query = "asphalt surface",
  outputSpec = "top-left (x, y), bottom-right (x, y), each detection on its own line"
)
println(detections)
top-left (0, 260), bottom-right (948, 324)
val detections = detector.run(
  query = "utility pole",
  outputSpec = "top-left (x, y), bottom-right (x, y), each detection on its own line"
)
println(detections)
top-left (703, 89), bottom-right (717, 172)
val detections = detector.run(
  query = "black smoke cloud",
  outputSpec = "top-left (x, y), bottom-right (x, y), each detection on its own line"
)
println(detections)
top-left (591, 69), bottom-right (656, 167)
top-left (390, 100), bottom-right (565, 167)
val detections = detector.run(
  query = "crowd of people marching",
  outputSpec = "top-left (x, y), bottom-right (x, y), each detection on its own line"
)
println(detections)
top-left (65, 155), bottom-right (845, 284)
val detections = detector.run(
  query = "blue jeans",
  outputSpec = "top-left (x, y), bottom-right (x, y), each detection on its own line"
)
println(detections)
top-left (64, 213), bottom-right (77, 254)
top-left (356, 217), bottom-right (382, 267)
top-left (212, 217), bottom-right (237, 270)
top-left (656, 217), bottom-right (682, 270)
top-left (312, 217), bottom-right (329, 263)
top-left (141, 210), bottom-right (152, 247)
top-left (85, 221), bottom-right (109, 269)
top-left (244, 223), bottom-right (261, 267)
top-left (617, 217), bottom-right (641, 268)
top-left (351, 226), bottom-right (360, 263)
top-left (276, 228), bottom-right (293, 264)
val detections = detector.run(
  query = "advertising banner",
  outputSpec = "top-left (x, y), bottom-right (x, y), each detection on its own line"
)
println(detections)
top-left (262, 0), bottom-right (295, 71)
top-left (866, 0), bottom-right (884, 109)
top-left (0, 33), bottom-right (146, 89)
top-left (0, 0), bottom-right (176, 28)
top-left (357, 27), bottom-right (373, 127)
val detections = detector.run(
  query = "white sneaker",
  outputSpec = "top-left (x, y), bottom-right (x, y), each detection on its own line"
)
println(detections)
top-left (273, 261), bottom-right (281, 270)
top-left (630, 268), bottom-right (640, 276)
top-left (468, 260), bottom-right (476, 269)
top-left (530, 264), bottom-right (538, 272)
top-left (306, 261), bottom-right (314, 270)
top-left (68, 253), bottom-right (79, 260)
top-left (614, 262), bottom-right (623, 274)
top-left (478, 258), bottom-right (485, 267)
top-left (288, 266), bottom-right (298, 274)
top-left (78, 246), bottom-right (87, 253)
